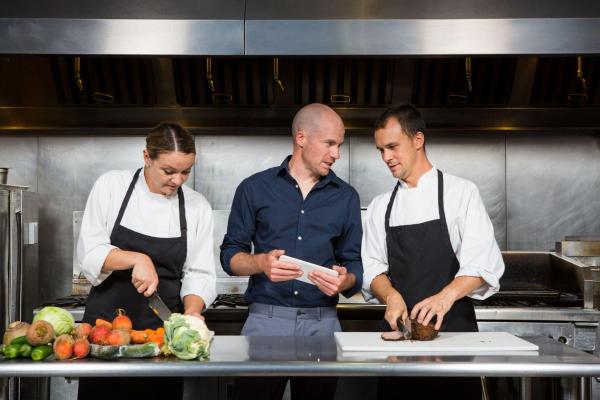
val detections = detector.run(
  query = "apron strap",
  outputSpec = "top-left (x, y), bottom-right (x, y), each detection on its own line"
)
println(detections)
top-left (436, 169), bottom-right (449, 232)
top-left (384, 181), bottom-right (401, 274)
top-left (112, 168), bottom-right (142, 236)
top-left (177, 186), bottom-right (187, 241)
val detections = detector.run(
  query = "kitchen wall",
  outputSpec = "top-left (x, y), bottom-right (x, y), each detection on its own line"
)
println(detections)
top-left (1, 132), bottom-right (600, 303)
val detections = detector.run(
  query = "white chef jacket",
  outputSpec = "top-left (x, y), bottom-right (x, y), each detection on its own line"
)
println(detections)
top-left (76, 169), bottom-right (217, 307)
top-left (362, 166), bottom-right (504, 301)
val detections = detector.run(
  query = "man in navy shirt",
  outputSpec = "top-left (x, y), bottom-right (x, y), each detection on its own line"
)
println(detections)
top-left (221, 103), bottom-right (363, 400)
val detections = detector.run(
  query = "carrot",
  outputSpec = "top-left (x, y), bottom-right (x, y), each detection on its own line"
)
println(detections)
top-left (95, 319), bottom-right (112, 329)
top-left (149, 331), bottom-right (164, 347)
top-left (130, 330), bottom-right (149, 344)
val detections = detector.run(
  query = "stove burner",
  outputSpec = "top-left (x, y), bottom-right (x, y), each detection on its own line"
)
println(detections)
top-left (213, 294), bottom-right (248, 308)
top-left (472, 289), bottom-right (582, 308)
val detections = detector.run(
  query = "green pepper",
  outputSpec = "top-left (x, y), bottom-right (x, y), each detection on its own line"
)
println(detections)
top-left (3, 344), bottom-right (21, 359)
top-left (19, 343), bottom-right (33, 358)
top-left (9, 336), bottom-right (28, 346)
top-left (31, 345), bottom-right (53, 361)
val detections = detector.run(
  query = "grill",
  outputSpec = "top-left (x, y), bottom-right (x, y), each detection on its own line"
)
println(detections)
top-left (473, 289), bottom-right (582, 308)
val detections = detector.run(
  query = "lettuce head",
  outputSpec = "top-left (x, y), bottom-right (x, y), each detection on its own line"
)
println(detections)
top-left (163, 313), bottom-right (214, 360)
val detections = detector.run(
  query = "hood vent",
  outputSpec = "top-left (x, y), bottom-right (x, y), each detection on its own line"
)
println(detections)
top-left (173, 58), bottom-right (275, 106)
top-left (170, 57), bottom-right (520, 108)
top-left (531, 57), bottom-right (600, 106)
top-left (413, 58), bottom-right (517, 107)
top-left (50, 57), bottom-right (156, 106)
top-left (173, 58), bottom-right (411, 107)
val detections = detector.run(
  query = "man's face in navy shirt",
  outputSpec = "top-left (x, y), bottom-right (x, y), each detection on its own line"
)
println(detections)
top-left (294, 118), bottom-right (345, 178)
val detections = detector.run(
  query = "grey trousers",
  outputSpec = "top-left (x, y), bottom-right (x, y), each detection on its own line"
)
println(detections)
top-left (234, 303), bottom-right (341, 400)
top-left (242, 303), bottom-right (341, 336)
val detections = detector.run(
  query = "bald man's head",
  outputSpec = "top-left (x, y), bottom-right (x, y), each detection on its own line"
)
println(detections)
top-left (289, 103), bottom-right (345, 178)
top-left (291, 103), bottom-right (344, 139)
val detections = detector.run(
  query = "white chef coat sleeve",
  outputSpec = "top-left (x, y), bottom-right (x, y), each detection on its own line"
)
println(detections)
top-left (361, 195), bottom-right (390, 303)
top-left (180, 197), bottom-right (217, 309)
top-left (454, 184), bottom-right (505, 299)
top-left (76, 173), bottom-right (117, 286)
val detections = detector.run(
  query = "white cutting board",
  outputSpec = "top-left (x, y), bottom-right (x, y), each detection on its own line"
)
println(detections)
top-left (335, 332), bottom-right (538, 354)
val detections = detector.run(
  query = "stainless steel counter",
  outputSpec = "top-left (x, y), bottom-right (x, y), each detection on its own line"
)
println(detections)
top-left (1, 336), bottom-right (600, 378)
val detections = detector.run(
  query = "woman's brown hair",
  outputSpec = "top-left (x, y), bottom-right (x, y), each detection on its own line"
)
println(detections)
top-left (146, 123), bottom-right (196, 159)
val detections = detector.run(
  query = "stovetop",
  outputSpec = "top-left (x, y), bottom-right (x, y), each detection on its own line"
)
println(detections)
top-left (40, 294), bottom-right (249, 310)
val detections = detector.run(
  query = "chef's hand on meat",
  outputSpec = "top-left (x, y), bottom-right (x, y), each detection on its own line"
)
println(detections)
top-left (131, 253), bottom-right (159, 297)
top-left (259, 249), bottom-right (302, 282)
top-left (384, 290), bottom-right (409, 331)
top-left (411, 291), bottom-right (455, 330)
top-left (309, 265), bottom-right (355, 296)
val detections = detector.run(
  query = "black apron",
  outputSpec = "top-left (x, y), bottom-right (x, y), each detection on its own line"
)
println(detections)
top-left (79, 168), bottom-right (185, 400)
top-left (384, 169), bottom-right (477, 332)
top-left (378, 170), bottom-right (480, 400)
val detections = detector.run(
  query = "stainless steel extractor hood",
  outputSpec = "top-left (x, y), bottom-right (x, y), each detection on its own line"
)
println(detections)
top-left (245, 0), bottom-right (600, 55)
top-left (2, 0), bottom-right (600, 56)
top-left (0, 0), bottom-right (244, 55)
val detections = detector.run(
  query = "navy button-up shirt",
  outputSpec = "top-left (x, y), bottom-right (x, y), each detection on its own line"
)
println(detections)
top-left (220, 156), bottom-right (363, 308)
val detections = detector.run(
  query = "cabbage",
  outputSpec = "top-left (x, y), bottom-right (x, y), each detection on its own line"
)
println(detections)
top-left (33, 306), bottom-right (75, 336)
top-left (163, 313), bottom-right (214, 360)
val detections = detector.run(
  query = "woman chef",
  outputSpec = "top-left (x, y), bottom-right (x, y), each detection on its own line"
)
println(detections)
top-left (76, 123), bottom-right (217, 399)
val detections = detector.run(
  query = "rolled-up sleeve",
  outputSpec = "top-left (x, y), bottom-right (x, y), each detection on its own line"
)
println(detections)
top-left (361, 195), bottom-right (389, 302)
top-left (181, 199), bottom-right (217, 308)
top-left (455, 186), bottom-right (505, 299)
top-left (335, 190), bottom-right (363, 298)
top-left (76, 174), bottom-right (117, 286)
top-left (220, 180), bottom-right (255, 275)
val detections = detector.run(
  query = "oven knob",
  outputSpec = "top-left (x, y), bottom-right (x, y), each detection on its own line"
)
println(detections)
top-left (558, 336), bottom-right (568, 344)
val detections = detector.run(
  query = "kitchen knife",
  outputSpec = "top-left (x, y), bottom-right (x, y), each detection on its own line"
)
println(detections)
top-left (148, 293), bottom-right (172, 321)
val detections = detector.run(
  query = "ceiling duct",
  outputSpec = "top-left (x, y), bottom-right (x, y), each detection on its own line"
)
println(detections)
top-left (0, 0), bottom-right (244, 55)
top-left (245, 0), bottom-right (600, 56)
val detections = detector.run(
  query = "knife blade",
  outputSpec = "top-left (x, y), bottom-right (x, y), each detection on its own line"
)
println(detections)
top-left (148, 293), bottom-right (172, 321)
top-left (396, 317), bottom-right (412, 340)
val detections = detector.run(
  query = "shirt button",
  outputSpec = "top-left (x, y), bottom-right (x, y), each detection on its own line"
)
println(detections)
top-left (295, 184), bottom-right (299, 189)
top-left (294, 290), bottom-right (298, 295)
top-left (298, 236), bottom-right (302, 240)
top-left (300, 210), bottom-right (305, 214)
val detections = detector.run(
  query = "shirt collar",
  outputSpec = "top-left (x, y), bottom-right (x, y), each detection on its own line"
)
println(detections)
top-left (276, 155), bottom-right (339, 188)
top-left (398, 165), bottom-right (437, 189)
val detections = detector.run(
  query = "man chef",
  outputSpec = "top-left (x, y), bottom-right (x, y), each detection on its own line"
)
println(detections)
top-left (362, 103), bottom-right (505, 399)
top-left (221, 103), bottom-right (363, 400)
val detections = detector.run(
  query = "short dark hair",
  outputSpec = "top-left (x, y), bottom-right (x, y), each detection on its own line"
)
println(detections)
top-left (146, 122), bottom-right (196, 159)
top-left (374, 103), bottom-right (426, 139)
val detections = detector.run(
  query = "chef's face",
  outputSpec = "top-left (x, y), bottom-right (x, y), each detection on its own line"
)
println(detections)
top-left (374, 117), bottom-right (424, 181)
top-left (143, 150), bottom-right (195, 196)
top-left (297, 118), bottom-right (345, 177)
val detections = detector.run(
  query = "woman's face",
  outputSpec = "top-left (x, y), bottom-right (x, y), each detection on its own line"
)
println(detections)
top-left (143, 150), bottom-right (195, 196)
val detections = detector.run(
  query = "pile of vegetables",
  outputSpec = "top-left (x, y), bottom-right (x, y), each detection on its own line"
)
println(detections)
top-left (2, 307), bottom-right (214, 362)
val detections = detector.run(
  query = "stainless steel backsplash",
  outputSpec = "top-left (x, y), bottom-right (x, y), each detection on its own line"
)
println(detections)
top-left (1, 133), bottom-right (599, 303)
